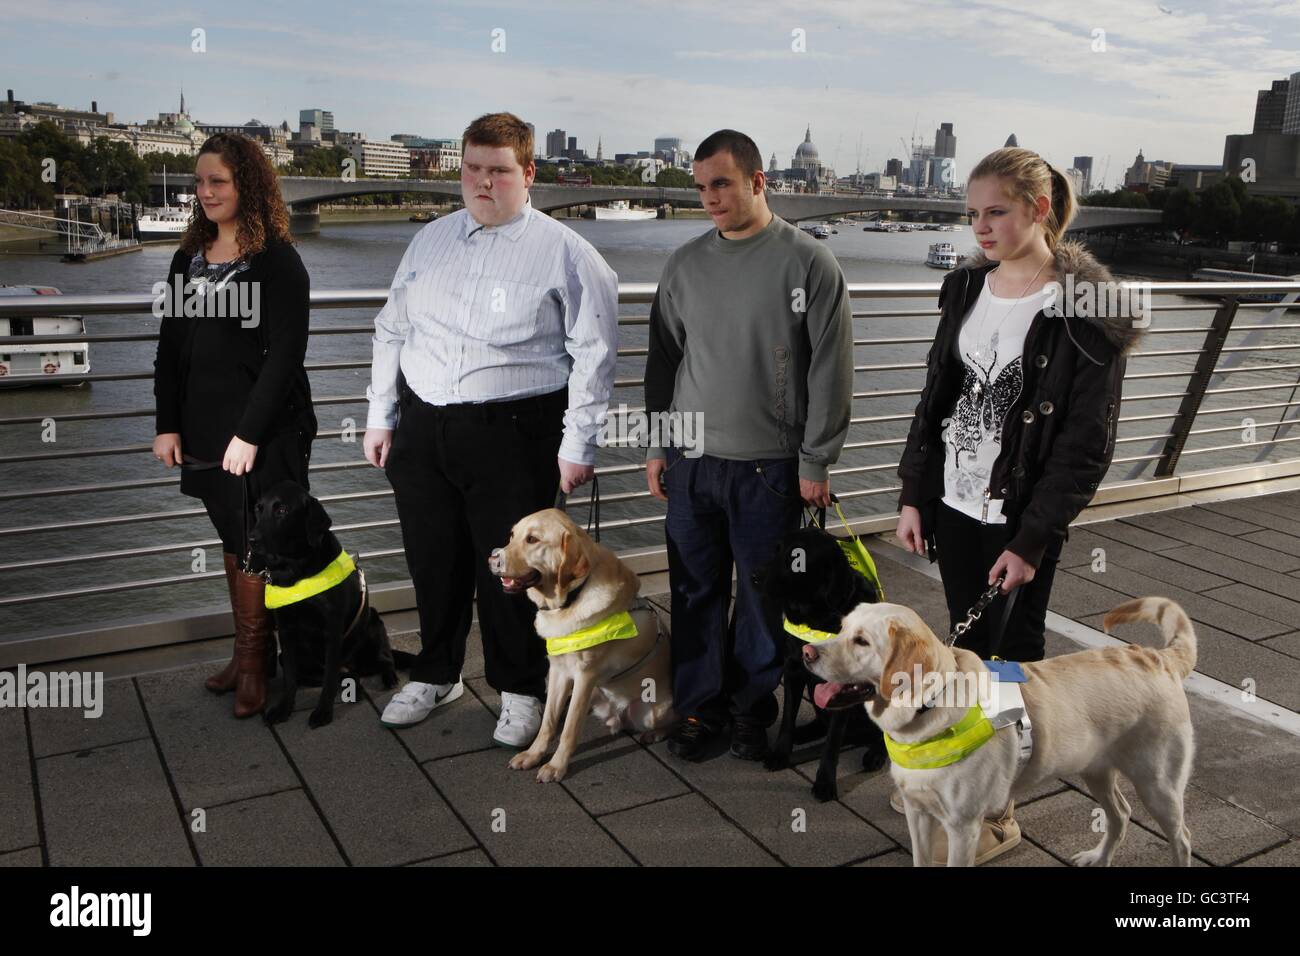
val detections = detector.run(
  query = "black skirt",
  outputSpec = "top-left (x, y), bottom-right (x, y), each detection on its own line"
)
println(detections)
top-left (190, 425), bottom-right (313, 554)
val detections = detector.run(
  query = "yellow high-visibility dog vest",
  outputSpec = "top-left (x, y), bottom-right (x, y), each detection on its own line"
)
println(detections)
top-left (884, 705), bottom-right (995, 770)
top-left (264, 550), bottom-right (356, 610)
top-left (545, 610), bottom-right (639, 656)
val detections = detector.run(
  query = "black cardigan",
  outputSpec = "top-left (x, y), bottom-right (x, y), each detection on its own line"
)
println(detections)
top-left (153, 241), bottom-right (316, 465)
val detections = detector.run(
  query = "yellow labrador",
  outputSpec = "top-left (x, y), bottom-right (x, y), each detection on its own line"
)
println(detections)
top-left (489, 508), bottom-right (674, 782)
top-left (804, 596), bottom-right (1196, 867)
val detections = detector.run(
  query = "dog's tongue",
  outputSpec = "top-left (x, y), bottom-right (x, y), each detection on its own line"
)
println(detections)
top-left (813, 682), bottom-right (843, 710)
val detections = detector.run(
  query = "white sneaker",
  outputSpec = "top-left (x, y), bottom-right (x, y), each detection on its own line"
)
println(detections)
top-left (380, 679), bottom-right (463, 728)
top-left (493, 691), bottom-right (542, 748)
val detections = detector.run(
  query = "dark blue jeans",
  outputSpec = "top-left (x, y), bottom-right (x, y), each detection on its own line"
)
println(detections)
top-left (663, 450), bottom-right (802, 724)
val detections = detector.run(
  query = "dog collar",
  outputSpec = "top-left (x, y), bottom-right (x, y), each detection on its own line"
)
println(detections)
top-left (884, 704), bottom-right (995, 770)
top-left (545, 610), bottom-right (638, 656)
top-left (265, 550), bottom-right (356, 609)
top-left (783, 617), bottom-right (837, 643)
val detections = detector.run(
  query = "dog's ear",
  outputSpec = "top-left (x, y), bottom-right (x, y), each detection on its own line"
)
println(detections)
top-left (556, 530), bottom-right (590, 594)
top-left (305, 495), bottom-right (332, 547)
top-left (880, 618), bottom-right (935, 708)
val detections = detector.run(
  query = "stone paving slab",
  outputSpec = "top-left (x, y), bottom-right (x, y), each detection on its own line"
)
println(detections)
top-left (1058, 529), bottom-right (1232, 592)
top-left (410, 848), bottom-right (494, 866)
top-left (1123, 512), bottom-right (1300, 572)
top-left (1159, 545), bottom-right (1300, 601)
top-left (1203, 582), bottom-right (1300, 630)
top-left (137, 665), bottom-right (301, 810)
top-left (428, 747), bottom-right (633, 866)
top-left (1240, 529), bottom-right (1300, 559)
top-left (1065, 565), bottom-right (1290, 640)
top-left (601, 793), bottom-right (779, 866)
top-left (0, 848), bottom-right (42, 867)
top-left (643, 739), bottom-right (895, 866)
top-left (1086, 519), bottom-right (1186, 554)
top-left (1241, 842), bottom-right (1300, 866)
top-left (1199, 499), bottom-right (1300, 539)
top-left (273, 695), bottom-right (476, 866)
top-left (1262, 632), bottom-right (1300, 659)
top-left (1042, 569), bottom-right (1136, 620)
top-left (194, 790), bottom-right (344, 867)
top-left (0, 706), bottom-right (37, 854)
top-left (38, 738), bottom-right (193, 867)
top-left (27, 677), bottom-right (150, 758)
top-left (1160, 505), bottom-right (1265, 537)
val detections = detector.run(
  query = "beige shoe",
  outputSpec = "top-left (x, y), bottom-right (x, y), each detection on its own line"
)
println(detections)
top-left (928, 800), bottom-right (1020, 865)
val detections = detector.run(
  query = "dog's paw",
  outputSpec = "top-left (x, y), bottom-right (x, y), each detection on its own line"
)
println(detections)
top-left (263, 702), bottom-right (292, 726)
top-left (812, 776), bottom-right (838, 803)
top-left (536, 762), bottom-right (567, 783)
top-left (381, 669), bottom-right (398, 690)
top-left (763, 749), bottom-right (791, 771)
top-left (509, 750), bottom-right (544, 771)
top-left (1071, 845), bottom-right (1109, 867)
top-left (861, 746), bottom-right (889, 773)
top-left (307, 707), bottom-right (334, 729)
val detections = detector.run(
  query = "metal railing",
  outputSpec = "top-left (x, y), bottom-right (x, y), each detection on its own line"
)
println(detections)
top-left (4, 278), bottom-right (1300, 666)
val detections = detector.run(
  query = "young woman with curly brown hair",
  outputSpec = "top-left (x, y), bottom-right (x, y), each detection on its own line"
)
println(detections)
top-left (152, 132), bottom-right (316, 717)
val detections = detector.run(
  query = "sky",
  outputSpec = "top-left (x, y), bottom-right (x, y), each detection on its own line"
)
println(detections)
top-left (4, 0), bottom-right (1300, 190)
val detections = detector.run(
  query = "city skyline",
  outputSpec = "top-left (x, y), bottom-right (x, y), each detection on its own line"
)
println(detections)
top-left (4, 0), bottom-right (1299, 188)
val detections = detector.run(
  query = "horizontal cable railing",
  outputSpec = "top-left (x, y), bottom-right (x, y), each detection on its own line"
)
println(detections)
top-left (4, 278), bottom-right (1300, 657)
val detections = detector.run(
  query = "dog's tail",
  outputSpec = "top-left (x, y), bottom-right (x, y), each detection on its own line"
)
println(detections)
top-left (1102, 597), bottom-right (1197, 679)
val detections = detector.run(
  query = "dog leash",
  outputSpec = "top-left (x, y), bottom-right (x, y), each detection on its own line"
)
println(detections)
top-left (553, 473), bottom-right (601, 542)
top-left (178, 454), bottom-right (261, 577)
top-left (946, 574), bottom-right (1020, 653)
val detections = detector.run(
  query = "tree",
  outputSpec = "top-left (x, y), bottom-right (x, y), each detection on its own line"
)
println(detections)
top-left (1191, 180), bottom-right (1241, 240)
top-left (1161, 188), bottom-right (1195, 232)
top-left (1239, 195), bottom-right (1293, 243)
top-left (656, 167), bottom-right (694, 188)
top-left (143, 151), bottom-right (196, 175)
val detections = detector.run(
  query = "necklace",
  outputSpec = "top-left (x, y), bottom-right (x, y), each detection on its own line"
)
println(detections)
top-left (966, 254), bottom-right (1052, 367)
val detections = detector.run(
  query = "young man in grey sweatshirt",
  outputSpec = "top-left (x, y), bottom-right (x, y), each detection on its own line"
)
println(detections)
top-left (643, 129), bottom-right (853, 761)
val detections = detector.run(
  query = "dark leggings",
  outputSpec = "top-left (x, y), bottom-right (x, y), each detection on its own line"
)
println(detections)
top-left (933, 500), bottom-right (1062, 663)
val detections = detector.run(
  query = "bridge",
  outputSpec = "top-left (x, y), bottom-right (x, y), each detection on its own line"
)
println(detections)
top-left (148, 174), bottom-right (1165, 235)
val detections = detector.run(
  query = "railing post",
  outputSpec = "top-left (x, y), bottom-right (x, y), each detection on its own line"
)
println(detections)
top-left (1154, 295), bottom-right (1239, 478)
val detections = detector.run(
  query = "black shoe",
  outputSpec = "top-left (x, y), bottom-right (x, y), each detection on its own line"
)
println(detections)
top-left (668, 716), bottom-right (718, 762)
top-left (730, 715), bottom-right (769, 761)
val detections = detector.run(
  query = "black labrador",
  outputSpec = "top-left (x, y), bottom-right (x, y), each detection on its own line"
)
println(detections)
top-left (250, 480), bottom-right (409, 728)
top-left (753, 526), bottom-right (889, 801)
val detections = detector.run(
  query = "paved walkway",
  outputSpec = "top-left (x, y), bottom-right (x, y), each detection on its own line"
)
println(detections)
top-left (4, 492), bottom-right (1300, 867)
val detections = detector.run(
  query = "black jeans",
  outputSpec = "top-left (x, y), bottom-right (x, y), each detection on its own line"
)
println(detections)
top-left (663, 450), bottom-right (802, 724)
top-left (384, 387), bottom-right (564, 697)
top-left (933, 500), bottom-right (1062, 663)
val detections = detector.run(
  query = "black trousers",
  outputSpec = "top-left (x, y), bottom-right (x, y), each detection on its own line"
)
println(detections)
top-left (384, 387), bottom-right (564, 697)
top-left (933, 500), bottom-right (1062, 663)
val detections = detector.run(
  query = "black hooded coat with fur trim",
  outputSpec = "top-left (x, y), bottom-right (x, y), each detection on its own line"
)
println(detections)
top-left (897, 238), bottom-right (1143, 567)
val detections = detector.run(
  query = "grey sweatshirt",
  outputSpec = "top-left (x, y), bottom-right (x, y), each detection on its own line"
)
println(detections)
top-left (644, 213), bottom-right (853, 481)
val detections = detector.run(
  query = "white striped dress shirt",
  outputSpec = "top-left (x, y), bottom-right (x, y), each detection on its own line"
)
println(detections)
top-left (365, 197), bottom-right (620, 465)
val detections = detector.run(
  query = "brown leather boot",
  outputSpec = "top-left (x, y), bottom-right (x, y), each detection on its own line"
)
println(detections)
top-left (203, 553), bottom-right (243, 694)
top-left (230, 562), bottom-right (274, 718)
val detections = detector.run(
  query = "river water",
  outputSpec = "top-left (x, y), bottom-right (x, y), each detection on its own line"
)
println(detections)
top-left (1, 216), bottom-right (1295, 638)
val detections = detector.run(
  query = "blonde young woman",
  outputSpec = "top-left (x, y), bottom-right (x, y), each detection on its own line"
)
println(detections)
top-left (894, 147), bottom-right (1141, 863)
top-left (153, 132), bottom-right (315, 717)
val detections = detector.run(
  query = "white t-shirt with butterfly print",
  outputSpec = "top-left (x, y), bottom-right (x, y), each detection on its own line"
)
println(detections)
top-left (941, 281), bottom-right (1051, 524)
